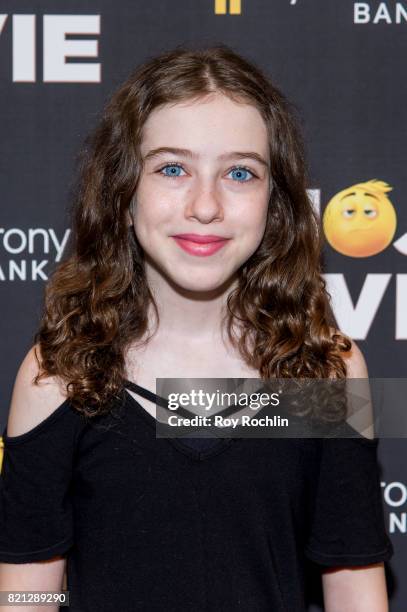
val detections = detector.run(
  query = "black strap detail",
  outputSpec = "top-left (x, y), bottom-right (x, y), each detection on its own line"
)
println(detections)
top-left (123, 379), bottom-right (170, 410)
top-left (123, 378), bottom-right (269, 418)
top-left (124, 379), bottom-right (203, 421)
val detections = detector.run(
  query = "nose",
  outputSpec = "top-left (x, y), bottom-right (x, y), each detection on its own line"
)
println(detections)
top-left (184, 178), bottom-right (224, 224)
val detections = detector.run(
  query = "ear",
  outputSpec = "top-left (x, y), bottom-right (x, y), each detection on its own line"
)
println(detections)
top-left (126, 209), bottom-right (133, 226)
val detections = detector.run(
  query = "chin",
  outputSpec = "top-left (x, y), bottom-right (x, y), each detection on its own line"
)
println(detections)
top-left (168, 269), bottom-right (234, 294)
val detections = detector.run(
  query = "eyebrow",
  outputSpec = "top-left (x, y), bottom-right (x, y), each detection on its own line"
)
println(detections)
top-left (143, 146), bottom-right (270, 168)
top-left (364, 192), bottom-right (379, 200)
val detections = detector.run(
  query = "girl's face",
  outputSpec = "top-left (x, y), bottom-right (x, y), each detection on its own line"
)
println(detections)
top-left (130, 92), bottom-right (271, 292)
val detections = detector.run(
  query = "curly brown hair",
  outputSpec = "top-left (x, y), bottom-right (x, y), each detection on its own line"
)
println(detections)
top-left (33, 43), bottom-right (351, 417)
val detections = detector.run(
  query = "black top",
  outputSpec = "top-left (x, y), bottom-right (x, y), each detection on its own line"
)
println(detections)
top-left (0, 380), bottom-right (393, 611)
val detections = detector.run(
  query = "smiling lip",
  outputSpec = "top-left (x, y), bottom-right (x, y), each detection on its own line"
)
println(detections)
top-left (171, 233), bottom-right (230, 257)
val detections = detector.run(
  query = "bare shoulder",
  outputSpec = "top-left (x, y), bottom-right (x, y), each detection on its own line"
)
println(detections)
top-left (329, 326), bottom-right (369, 378)
top-left (6, 344), bottom-right (68, 437)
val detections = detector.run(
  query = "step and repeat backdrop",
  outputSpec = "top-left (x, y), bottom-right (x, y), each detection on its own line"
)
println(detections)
top-left (0, 0), bottom-right (406, 609)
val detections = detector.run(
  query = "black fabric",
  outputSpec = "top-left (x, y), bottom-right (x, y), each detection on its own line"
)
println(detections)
top-left (0, 381), bottom-right (393, 611)
top-left (124, 380), bottom-right (222, 452)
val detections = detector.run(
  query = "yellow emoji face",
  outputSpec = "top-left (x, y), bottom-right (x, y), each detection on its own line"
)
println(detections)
top-left (323, 180), bottom-right (397, 257)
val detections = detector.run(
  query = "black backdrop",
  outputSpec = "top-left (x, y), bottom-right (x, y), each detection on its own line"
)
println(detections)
top-left (1, 1), bottom-right (406, 609)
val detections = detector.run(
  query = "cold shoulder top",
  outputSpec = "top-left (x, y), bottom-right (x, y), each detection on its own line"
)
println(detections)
top-left (0, 379), bottom-right (394, 611)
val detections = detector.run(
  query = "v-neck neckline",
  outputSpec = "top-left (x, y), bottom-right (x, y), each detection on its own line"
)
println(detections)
top-left (123, 379), bottom-right (235, 461)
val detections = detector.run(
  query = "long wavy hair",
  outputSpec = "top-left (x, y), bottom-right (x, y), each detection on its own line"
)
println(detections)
top-left (33, 44), bottom-right (351, 418)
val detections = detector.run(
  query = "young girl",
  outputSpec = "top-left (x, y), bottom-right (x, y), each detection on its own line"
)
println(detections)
top-left (0, 45), bottom-right (393, 611)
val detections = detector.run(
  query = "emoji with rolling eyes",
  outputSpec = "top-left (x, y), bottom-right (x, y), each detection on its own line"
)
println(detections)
top-left (323, 179), bottom-right (397, 257)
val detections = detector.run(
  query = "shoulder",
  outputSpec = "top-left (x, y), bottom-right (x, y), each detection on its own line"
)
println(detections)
top-left (6, 344), bottom-right (69, 437)
top-left (328, 326), bottom-right (369, 378)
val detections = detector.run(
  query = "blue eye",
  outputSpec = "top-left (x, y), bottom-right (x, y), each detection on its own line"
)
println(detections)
top-left (228, 167), bottom-right (255, 182)
top-left (159, 163), bottom-right (186, 178)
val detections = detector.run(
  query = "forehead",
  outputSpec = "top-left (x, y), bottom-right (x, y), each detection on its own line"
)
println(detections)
top-left (140, 93), bottom-right (269, 157)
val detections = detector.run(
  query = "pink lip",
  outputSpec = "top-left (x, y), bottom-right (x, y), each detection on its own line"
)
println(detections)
top-left (173, 233), bottom-right (228, 243)
top-left (172, 234), bottom-right (230, 257)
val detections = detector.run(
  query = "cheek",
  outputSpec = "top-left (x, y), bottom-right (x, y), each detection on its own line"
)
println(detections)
top-left (234, 195), bottom-right (269, 237)
top-left (133, 190), bottom-right (168, 235)
top-left (132, 200), bottom-right (158, 251)
top-left (133, 201), bottom-right (179, 260)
